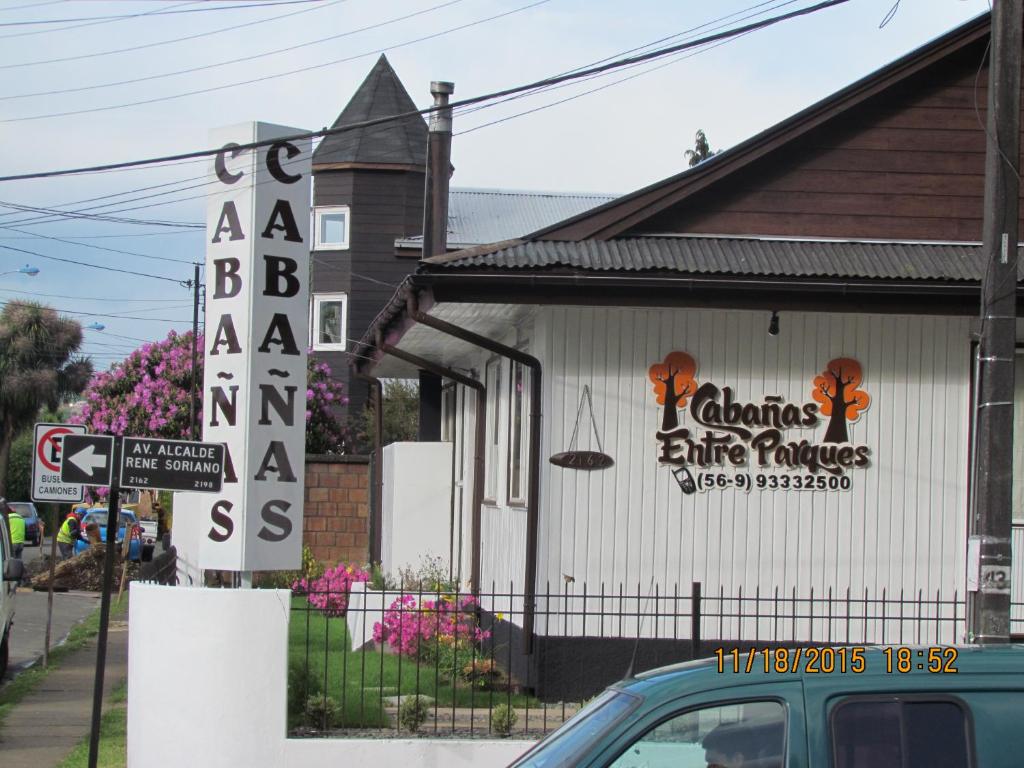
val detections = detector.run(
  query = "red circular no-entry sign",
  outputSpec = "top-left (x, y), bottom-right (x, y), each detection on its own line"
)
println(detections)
top-left (37, 426), bottom-right (75, 471)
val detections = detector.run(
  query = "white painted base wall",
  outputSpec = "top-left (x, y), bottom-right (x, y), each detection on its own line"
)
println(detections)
top-left (128, 584), bottom-right (533, 768)
top-left (382, 442), bottom-right (453, 573)
top-left (170, 491), bottom-right (204, 587)
top-left (288, 738), bottom-right (534, 767)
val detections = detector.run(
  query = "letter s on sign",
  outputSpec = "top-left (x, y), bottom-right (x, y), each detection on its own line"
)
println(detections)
top-left (257, 500), bottom-right (292, 542)
top-left (207, 500), bottom-right (234, 542)
top-left (267, 141), bottom-right (302, 184)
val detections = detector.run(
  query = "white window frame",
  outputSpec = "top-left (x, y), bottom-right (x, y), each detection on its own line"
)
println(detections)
top-left (484, 358), bottom-right (502, 503)
top-left (310, 292), bottom-right (348, 352)
top-left (313, 206), bottom-right (350, 250)
top-left (507, 359), bottom-right (530, 505)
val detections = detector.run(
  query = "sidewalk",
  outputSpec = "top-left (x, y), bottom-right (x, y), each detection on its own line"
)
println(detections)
top-left (0, 618), bottom-right (128, 767)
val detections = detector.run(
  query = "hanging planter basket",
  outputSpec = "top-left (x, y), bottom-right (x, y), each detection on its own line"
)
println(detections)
top-left (549, 385), bottom-right (614, 471)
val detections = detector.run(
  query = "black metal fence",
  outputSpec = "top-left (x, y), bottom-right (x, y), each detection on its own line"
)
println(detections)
top-left (288, 580), bottom-right (985, 739)
top-left (139, 545), bottom-right (177, 585)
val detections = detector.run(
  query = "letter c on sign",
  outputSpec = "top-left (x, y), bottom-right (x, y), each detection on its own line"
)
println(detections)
top-left (215, 143), bottom-right (244, 185)
top-left (267, 141), bottom-right (302, 184)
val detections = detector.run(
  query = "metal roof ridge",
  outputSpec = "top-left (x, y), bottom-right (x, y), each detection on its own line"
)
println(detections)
top-left (619, 234), bottom-right (990, 247)
top-left (449, 186), bottom-right (619, 198)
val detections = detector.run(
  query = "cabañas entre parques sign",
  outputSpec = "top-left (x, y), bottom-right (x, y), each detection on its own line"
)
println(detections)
top-left (199, 123), bottom-right (311, 572)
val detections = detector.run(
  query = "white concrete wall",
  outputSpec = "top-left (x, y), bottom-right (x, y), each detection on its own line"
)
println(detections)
top-left (287, 738), bottom-right (532, 766)
top-left (170, 491), bottom-right (204, 587)
top-left (128, 583), bottom-right (289, 767)
top-left (128, 584), bottom-right (534, 768)
top-left (382, 442), bottom-right (453, 573)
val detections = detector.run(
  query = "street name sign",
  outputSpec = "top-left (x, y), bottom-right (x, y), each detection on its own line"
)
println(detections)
top-left (31, 423), bottom-right (86, 503)
top-left (60, 434), bottom-right (115, 487)
top-left (120, 437), bottom-right (224, 493)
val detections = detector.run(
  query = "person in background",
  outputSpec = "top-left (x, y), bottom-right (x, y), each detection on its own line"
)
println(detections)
top-left (56, 510), bottom-right (81, 560)
top-left (6, 504), bottom-right (26, 587)
top-left (7, 504), bottom-right (25, 560)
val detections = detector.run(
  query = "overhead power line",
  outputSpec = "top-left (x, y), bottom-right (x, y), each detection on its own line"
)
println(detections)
top-left (3, 0), bottom-right (466, 101)
top-left (0, 0), bottom-right (345, 70)
top-left (0, 0), bottom-right (201, 40)
top-left (0, 0), bottom-right (324, 28)
top-left (0, 242), bottom-right (188, 283)
top-left (0, 224), bottom-right (196, 264)
top-left (0, 287), bottom-right (191, 302)
top-left (455, 0), bottom-right (798, 131)
top-left (0, 230), bottom-right (199, 240)
top-left (0, 1), bottom-right (794, 227)
top-left (0, 0), bottom-right (853, 182)
top-left (0, 201), bottom-right (202, 228)
top-left (0, 0), bottom-right (69, 12)
top-left (1, 0), bottom-right (551, 123)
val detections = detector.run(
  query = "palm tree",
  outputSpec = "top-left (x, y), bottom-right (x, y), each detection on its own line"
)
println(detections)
top-left (0, 301), bottom-right (92, 498)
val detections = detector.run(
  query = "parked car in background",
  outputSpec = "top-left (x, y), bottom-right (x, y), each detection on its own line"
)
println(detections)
top-left (511, 646), bottom-right (1024, 768)
top-left (6, 502), bottom-right (41, 546)
top-left (136, 517), bottom-right (158, 550)
top-left (73, 508), bottom-right (154, 562)
top-left (1, 512), bottom-right (25, 678)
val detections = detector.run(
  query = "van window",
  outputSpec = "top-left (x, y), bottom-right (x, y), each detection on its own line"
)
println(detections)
top-left (831, 699), bottom-right (971, 768)
top-left (608, 700), bottom-right (785, 768)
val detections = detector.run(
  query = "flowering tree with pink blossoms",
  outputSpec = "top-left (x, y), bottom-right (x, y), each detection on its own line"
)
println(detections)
top-left (74, 330), bottom-right (349, 453)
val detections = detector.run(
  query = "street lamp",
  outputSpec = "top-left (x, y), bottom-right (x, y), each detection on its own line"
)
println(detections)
top-left (86, 322), bottom-right (105, 331)
top-left (0, 264), bottom-right (39, 277)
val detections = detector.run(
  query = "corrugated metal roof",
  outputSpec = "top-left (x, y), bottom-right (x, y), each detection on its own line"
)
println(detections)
top-left (426, 237), bottom-right (1014, 282)
top-left (395, 188), bottom-right (617, 250)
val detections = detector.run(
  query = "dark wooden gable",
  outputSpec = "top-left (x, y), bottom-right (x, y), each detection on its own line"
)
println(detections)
top-left (535, 15), bottom-right (1016, 243)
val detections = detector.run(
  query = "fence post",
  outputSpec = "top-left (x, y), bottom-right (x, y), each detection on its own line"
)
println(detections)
top-left (691, 581), bottom-right (702, 660)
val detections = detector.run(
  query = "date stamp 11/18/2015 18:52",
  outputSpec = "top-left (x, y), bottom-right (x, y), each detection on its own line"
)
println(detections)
top-left (714, 646), bottom-right (959, 675)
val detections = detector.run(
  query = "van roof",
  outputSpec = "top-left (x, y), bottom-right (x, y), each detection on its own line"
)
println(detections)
top-left (616, 646), bottom-right (1024, 703)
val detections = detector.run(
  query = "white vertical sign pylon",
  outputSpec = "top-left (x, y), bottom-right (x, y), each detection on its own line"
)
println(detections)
top-left (199, 122), bottom-right (311, 571)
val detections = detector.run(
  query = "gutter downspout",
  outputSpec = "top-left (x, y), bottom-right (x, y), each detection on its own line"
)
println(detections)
top-left (407, 292), bottom-right (543, 655)
top-left (377, 338), bottom-right (486, 595)
top-left (354, 372), bottom-right (384, 565)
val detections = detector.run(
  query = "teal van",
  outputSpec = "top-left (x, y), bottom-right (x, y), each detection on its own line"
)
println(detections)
top-left (510, 646), bottom-right (1024, 768)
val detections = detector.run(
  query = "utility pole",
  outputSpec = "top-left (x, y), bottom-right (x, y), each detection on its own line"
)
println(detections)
top-left (189, 263), bottom-right (200, 441)
top-left (970, 0), bottom-right (1022, 644)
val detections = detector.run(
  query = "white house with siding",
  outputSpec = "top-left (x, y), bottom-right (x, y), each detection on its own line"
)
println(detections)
top-left (352, 15), bottom-right (1024, 693)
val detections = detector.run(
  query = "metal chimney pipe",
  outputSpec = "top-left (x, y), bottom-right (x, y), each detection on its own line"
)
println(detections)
top-left (422, 80), bottom-right (454, 259)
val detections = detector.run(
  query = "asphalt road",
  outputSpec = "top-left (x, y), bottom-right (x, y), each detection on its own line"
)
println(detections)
top-left (4, 537), bottom-right (101, 677)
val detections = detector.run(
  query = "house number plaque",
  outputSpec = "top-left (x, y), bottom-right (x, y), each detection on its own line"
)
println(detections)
top-left (550, 386), bottom-right (614, 472)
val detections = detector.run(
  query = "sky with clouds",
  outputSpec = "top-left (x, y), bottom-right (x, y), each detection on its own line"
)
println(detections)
top-left (0, 0), bottom-right (992, 366)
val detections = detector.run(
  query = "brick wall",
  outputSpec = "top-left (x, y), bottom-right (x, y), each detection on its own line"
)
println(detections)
top-left (303, 455), bottom-right (371, 565)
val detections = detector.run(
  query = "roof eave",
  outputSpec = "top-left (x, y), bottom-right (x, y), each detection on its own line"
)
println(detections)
top-left (528, 12), bottom-right (991, 242)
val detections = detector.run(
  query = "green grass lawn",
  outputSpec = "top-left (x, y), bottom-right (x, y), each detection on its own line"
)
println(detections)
top-left (288, 596), bottom-right (537, 729)
top-left (55, 683), bottom-right (127, 768)
top-left (0, 597), bottom-right (129, 730)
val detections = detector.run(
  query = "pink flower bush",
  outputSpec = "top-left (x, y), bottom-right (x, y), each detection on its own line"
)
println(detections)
top-left (372, 594), bottom-right (491, 659)
top-left (73, 331), bottom-right (351, 454)
top-left (294, 563), bottom-right (369, 616)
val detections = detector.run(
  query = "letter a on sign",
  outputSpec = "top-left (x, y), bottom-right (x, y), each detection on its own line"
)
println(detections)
top-left (199, 122), bottom-right (311, 572)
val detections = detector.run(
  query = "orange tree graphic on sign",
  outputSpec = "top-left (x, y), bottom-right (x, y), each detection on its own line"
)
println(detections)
top-left (812, 357), bottom-right (870, 443)
top-left (648, 351), bottom-right (697, 431)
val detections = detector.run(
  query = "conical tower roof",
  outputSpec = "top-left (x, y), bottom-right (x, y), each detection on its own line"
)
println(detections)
top-left (313, 54), bottom-right (427, 168)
